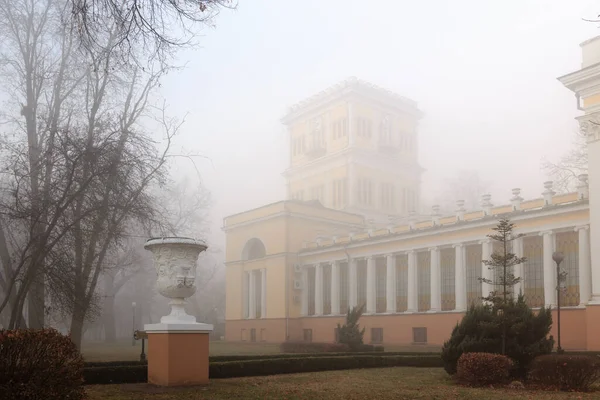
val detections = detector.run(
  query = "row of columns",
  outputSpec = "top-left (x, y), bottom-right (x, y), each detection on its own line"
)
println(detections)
top-left (244, 269), bottom-right (267, 319)
top-left (301, 226), bottom-right (591, 316)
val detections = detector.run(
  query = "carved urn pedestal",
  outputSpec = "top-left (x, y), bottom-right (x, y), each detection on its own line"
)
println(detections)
top-left (143, 237), bottom-right (213, 386)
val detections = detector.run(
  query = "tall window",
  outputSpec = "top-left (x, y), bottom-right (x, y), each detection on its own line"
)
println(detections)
top-left (417, 252), bottom-right (431, 312)
top-left (555, 231), bottom-right (580, 307)
top-left (375, 258), bottom-right (386, 313)
top-left (440, 248), bottom-right (456, 311)
top-left (243, 272), bottom-right (249, 318)
top-left (357, 260), bottom-right (367, 308)
top-left (523, 236), bottom-right (544, 308)
top-left (371, 328), bottom-right (383, 344)
top-left (466, 244), bottom-right (482, 306)
top-left (356, 117), bottom-right (372, 138)
top-left (254, 270), bottom-right (262, 318)
top-left (323, 264), bottom-right (332, 315)
top-left (340, 262), bottom-right (349, 314)
top-left (332, 178), bottom-right (347, 208)
top-left (396, 254), bottom-right (408, 312)
top-left (308, 267), bottom-right (316, 316)
top-left (292, 190), bottom-right (304, 201)
top-left (381, 183), bottom-right (396, 211)
top-left (357, 178), bottom-right (373, 206)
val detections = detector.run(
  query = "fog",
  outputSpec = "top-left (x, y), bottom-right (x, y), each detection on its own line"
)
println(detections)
top-left (156, 0), bottom-right (599, 250)
top-left (1, 0), bottom-right (597, 346)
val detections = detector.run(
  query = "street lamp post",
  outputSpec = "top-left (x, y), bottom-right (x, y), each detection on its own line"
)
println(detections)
top-left (132, 301), bottom-right (136, 347)
top-left (552, 252), bottom-right (565, 353)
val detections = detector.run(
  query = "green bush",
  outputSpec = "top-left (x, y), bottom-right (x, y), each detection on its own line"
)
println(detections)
top-left (456, 352), bottom-right (513, 386)
top-left (528, 354), bottom-right (600, 391)
top-left (441, 296), bottom-right (553, 377)
top-left (0, 329), bottom-right (86, 400)
top-left (83, 355), bottom-right (443, 384)
top-left (337, 304), bottom-right (366, 350)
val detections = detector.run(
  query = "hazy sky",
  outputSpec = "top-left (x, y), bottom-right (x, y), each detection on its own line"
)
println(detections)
top-left (158, 0), bottom-right (600, 250)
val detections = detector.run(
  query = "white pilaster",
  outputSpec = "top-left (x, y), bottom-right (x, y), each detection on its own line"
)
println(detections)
top-left (481, 239), bottom-right (493, 299)
top-left (348, 101), bottom-right (355, 146)
top-left (407, 251), bottom-right (417, 312)
top-left (541, 231), bottom-right (557, 307)
top-left (513, 237), bottom-right (524, 297)
top-left (315, 264), bottom-right (323, 316)
top-left (386, 254), bottom-right (397, 313)
top-left (331, 261), bottom-right (341, 314)
top-left (260, 268), bottom-right (267, 318)
top-left (348, 162), bottom-right (356, 209)
top-left (429, 247), bottom-right (441, 312)
top-left (243, 271), bottom-right (249, 319)
top-left (366, 256), bottom-right (376, 314)
top-left (248, 270), bottom-right (256, 319)
top-left (301, 267), bottom-right (309, 316)
top-left (454, 244), bottom-right (467, 311)
top-left (575, 225), bottom-right (592, 305)
top-left (349, 258), bottom-right (358, 308)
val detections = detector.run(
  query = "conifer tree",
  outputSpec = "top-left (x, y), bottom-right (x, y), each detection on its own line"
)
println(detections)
top-left (336, 304), bottom-right (366, 350)
top-left (479, 218), bottom-right (527, 355)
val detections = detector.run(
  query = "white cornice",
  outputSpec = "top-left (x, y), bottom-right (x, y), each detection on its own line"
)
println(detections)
top-left (557, 63), bottom-right (600, 92)
top-left (281, 77), bottom-right (422, 124)
top-left (299, 202), bottom-right (589, 258)
top-left (222, 210), bottom-right (365, 232)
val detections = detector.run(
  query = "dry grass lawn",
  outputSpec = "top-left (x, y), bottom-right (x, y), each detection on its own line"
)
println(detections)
top-left (86, 367), bottom-right (598, 400)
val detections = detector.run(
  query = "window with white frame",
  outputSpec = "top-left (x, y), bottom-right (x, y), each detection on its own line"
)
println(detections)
top-left (380, 183), bottom-right (396, 210)
top-left (332, 179), bottom-right (346, 208)
top-left (357, 178), bottom-right (373, 206)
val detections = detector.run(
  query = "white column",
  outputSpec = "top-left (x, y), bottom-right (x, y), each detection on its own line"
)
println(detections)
top-left (576, 225), bottom-right (592, 305)
top-left (386, 254), bottom-right (397, 313)
top-left (301, 267), bottom-right (309, 316)
top-left (366, 256), bottom-right (376, 313)
top-left (407, 251), bottom-right (418, 312)
top-left (541, 231), bottom-right (557, 307)
top-left (248, 270), bottom-right (256, 319)
top-left (481, 239), bottom-right (492, 299)
top-left (260, 268), bottom-right (267, 318)
top-left (429, 247), bottom-right (441, 312)
top-left (454, 244), bottom-right (467, 311)
top-left (331, 261), bottom-right (341, 314)
top-left (349, 258), bottom-right (358, 308)
top-left (513, 237), bottom-right (524, 297)
top-left (315, 264), bottom-right (323, 316)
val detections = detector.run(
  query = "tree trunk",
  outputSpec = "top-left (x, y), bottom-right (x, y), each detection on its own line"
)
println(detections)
top-left (102, 295), bottom-right (116, 343)
top-left (102, 274), bottom-right (117, 342)
top-left (28, 279), bottom-right (45, 328)
top-left (70, 306), bottom-right (86, 350)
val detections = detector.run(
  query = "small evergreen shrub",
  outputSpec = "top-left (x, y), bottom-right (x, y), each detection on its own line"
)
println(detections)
top-left (528, 354), bottom-right (600, 392)
top-left (336, 304), bottom-right (366, 350)
top-left (441, 296), bottom-right (553, 377)
top-left (0, 328), bottom-right (86, 400)
top-left (456, 352), bottom-right (513, 386)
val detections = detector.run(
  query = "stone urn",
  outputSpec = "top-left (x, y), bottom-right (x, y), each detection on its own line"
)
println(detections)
top-left (144, 237), bottom-right (208, 325)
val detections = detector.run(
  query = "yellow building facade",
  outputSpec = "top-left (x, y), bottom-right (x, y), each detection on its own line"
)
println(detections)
top-left (225, 39), bottom-right (600, 350)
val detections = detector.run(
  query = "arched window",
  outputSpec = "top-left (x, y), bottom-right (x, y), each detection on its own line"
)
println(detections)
top-left (241, 238), bottom-right (266, 261)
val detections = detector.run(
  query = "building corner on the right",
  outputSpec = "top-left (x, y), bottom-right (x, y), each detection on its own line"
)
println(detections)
top-left (559, 35), bottom-right (600, 350)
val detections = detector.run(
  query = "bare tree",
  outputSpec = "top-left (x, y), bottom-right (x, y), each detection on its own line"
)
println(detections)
top-left (542, 129), bottom-right (587, 193)
top-left (434, 170), bottom-right (490, 214)
top-left (69, 0), bottom-right (235, 59)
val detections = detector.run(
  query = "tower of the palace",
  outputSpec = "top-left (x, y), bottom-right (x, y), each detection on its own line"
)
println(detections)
top-left (281, 77), bottom-right (423, 226)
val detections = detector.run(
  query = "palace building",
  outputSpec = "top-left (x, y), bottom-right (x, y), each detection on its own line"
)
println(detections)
top-left (224, 38), bottom-right (600, 350)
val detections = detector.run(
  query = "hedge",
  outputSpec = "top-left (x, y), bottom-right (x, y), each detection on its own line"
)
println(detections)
top-left (83, 355), bottom-right (443, 385)
top-left (279, 341), bottom-right (384, 353)
top-left (84, 351), bottom-right (441, 368)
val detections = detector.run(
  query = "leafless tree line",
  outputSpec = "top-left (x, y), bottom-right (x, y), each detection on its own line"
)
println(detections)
top-left (0, 0), bottom-right (217, 349)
